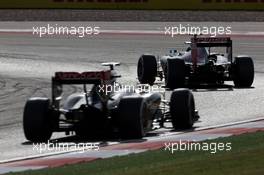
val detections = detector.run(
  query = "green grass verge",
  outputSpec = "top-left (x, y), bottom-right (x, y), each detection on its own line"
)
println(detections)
top-left (8, 131), bottom-right (264, 175)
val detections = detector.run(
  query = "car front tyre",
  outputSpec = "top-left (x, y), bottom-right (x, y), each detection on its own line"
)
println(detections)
top-left (170, 89), bottom-right (195, 130)
top-left (137, 55), bottom-right (157, 85)
top-left (166, 58), bottom-right (186, 89)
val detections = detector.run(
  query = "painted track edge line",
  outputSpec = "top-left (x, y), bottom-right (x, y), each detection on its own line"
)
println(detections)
top-left (146, 117), bottom-right (264, 141)
top-left (1, 29), bottom-right (264, 38)
top-left (1, 117), bottom-right (263, 164)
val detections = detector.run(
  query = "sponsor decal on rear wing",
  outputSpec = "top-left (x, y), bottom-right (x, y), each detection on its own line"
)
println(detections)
top-left (191, 37), bottom-right (232, 47)
top-left (192, 37), bottom-right (230, 43)
top-left (53, 70), bottom-right (111, 85)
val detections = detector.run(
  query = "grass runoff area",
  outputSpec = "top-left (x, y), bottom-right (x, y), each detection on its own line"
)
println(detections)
top-left (9, 132), bottom-right (264, 175)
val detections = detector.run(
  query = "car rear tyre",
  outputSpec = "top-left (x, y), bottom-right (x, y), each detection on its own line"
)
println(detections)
top-left (23, 98), bottom-right (53, 142)
top-left (118, 97), bottom-right (145, 139)
top-left (137, 55), bottom-right (157, 85)
top-left (166, 58), bottom-right (185, 89)
top-left (170, 89), bottom-right (195, 130)
top-left (233, 56), bottom-right (254, 87)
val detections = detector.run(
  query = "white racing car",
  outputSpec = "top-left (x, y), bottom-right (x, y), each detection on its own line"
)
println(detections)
top-left (138, 35), bottom-right (254, 89)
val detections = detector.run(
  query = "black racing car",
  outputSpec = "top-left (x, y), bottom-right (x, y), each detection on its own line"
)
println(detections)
top-left (137, 35), bottom-right (254, 89)
top-left (23, 62), bottom-right (199, 142)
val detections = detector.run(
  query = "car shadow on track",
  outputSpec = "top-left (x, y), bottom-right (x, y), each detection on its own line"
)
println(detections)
top-left (233, 86), bottom-right (255, 90)
top-left (163, 84), bottom-right (255, 92)
top-left (191, 84), bottom-right (255, 92)
top-left (22, 127), bottom-right (199, 146)
top-left (191, 84), bottom-right (234, 92)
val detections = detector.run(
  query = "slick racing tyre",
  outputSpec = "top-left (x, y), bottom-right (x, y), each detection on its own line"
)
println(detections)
top-left (170, 89), bottom-right (195, 130)
top-left (137, 55), bottom-right (157, 85)
top-left (118, 97), bottom-right (146, 139)
top-left (165, 58), bottom-right (185, 89)
top-left (233, 56), bottom-right (254, 88)
top-left (23, 98), bottom-right (53, 142)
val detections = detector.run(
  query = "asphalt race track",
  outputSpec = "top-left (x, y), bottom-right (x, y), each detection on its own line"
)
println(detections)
top-left (0, 22), bottom-right (264, 161)
top-left (1, 10), bottom-right (264, 21)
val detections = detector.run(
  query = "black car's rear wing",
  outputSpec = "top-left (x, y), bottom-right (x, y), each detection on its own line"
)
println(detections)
top-left (191, 37), bottom-right (232, 47)
top-left (191, 36), bottom-right (233, 69)
top-left (52, 71), bottom-right (111, 85)
top-left (51, 70), bottom-right (112, 107)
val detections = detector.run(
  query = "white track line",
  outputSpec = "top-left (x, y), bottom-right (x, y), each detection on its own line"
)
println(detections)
top-left (0, 29), bottom-right (264, 37)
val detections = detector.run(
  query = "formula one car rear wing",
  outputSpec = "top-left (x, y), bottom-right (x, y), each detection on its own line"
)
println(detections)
top-left (191, 36), bottom-right (232, 47)
top-left (191, 35), bottom-right (233, 69)
top-left (51, 70), bottom-right (112, 107)
top-left (53, 70), bottom-right (111, 85)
